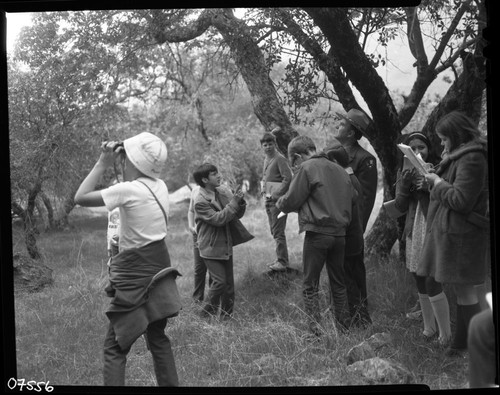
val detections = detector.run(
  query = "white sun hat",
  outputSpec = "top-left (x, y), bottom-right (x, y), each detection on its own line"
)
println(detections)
top-left (123, 132), bottom-right (168, 179)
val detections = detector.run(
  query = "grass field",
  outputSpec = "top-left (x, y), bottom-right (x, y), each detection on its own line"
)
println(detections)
top-left (10, 198), bottom-right (486, 388)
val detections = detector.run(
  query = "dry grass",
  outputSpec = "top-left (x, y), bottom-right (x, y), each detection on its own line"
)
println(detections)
top-left (10, 199), bottom-right (481, 388)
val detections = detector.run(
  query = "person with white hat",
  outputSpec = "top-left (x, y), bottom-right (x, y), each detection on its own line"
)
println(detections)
top-left (75, 132), bottom-right (180, 386)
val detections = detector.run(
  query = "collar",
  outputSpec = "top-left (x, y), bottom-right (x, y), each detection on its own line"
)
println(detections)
top-left (198, 187), bottom-right (216, 202)
top-left (436, 141), bottom-right (487, 174)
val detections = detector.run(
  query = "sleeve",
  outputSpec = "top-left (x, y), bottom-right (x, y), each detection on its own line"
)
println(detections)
top-left (194, 192), bottom-right (240, 227)
top-left (271, 156), bottom-right (293, 200)
top-left (101, 183), bottom-right (128, 212)
top-left (394, 169), bottom-right (411, 214)
top-left (275, 167), bottom-right (311, 213)
top-left (431, 152), bottom-right (487, 214)
top-left (356, 155), bottom-right (378, 228)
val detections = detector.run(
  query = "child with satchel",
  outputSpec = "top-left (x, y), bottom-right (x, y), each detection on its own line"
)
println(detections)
top-left (75, 131), bottom-right (181, 386)
top-left (192, 163), bottom-right (253, 321)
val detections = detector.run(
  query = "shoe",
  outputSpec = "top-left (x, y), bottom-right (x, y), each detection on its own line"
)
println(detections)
top-left (406, 310), bottom-right (422, 320)
top-left (309, 321), bottom-right (322, 337)
top-left (445, 346), bottom-right (467, 358)
top-left (432, 336), bottom-right (452, 349)
top-left (408, 300), bottom-right (421, 313)
top-left (196, 309), bottom-right (212, 319)
top-left (422, 331), bottom-right (439, 342)
top-left (269, 261), bottom-right (287, 272)
top-left (219, 313), bottom-right (233, 322)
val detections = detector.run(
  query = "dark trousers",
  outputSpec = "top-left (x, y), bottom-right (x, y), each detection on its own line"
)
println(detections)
top-left (192, 234), bottom-right (211, 302)
top-left (468, 308), bottom-right (497, 388)
top-left (103, 318), bottom-right (178, 386)
top-left (302, 231), bottom-right (349, 327)
top-left (344, 249), bottom-right (371, 324)
top-left (202, 256), bottom-right (235, 317)
top-left (265, 200), bottom-right (289, 266)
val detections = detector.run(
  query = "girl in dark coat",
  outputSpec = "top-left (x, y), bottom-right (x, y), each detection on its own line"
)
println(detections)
top-left (394, 132), bottom-right (444, 340)
top-left (419, 111), bottom-right (489, 356)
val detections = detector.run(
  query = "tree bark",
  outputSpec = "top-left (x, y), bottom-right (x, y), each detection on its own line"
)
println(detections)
top-left (149, 8), bottom-right (298, 155)
top-left (40, 191), bottom-right (55, 229)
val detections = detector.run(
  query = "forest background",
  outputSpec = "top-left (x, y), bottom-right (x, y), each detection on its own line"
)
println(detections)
top-left (1, 1), bottom-right (495, 390)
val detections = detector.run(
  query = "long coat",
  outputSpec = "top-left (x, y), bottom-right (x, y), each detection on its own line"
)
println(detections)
top-left (346, 143), bottom-right (378, 232)
top-left (417, 141), bottom-right (489, 284)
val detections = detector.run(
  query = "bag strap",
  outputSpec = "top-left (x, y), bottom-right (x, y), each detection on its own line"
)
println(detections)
top-left (137, 180), bottom-right (168, 227)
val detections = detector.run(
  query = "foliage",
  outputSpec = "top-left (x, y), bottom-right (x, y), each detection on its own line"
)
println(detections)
top-left (8, 2), bottom-right (486, 259)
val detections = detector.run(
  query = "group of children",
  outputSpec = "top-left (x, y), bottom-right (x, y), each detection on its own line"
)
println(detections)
top-left (75, 109), bottom-right (493, 387)
top-left (188, 109), bottom-right (379, 335)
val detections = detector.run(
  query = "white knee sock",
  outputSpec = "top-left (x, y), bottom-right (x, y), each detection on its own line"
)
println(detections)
top-left (429, 292), bottom-right (452, 342)
top-left (418, 293), bottom-right (437, 337)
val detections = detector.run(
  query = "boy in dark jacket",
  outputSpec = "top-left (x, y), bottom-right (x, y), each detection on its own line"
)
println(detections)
top-left (276, 136), bottom-right (356, 336)
top-left (324, 141), bottom-right (371, 328)
top-left (193, 163), bottom-right (250, 320)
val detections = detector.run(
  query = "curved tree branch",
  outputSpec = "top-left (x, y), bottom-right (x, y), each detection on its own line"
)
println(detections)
top-left (428, 0), bottom-right (472, 70)
top-left (273, 8), bottom-right (358, 110)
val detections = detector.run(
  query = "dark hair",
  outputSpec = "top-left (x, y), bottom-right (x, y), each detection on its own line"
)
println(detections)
top-left (193, 163), bottom-right (218, 187)
top-left (260, 132), bottom-right (276, 144)
top-left (288, 135), bottom-right (316, 159)
top-left (352, 125), bottom-right (363, 141)
top-left (397, 131), bottom-right (440, 169)
top-left (436, 111), bottom-right (482, 152)
top-left (405, 131), bottom-right (431, 149)
top-left (325, 145), bottom-right (349, 168)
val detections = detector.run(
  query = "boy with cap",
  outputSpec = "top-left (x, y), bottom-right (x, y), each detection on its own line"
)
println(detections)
top-left (276, 136), bottom-right (356, 336)
top-left (75, 132), bottom-right (180, 386)
top-left (260, 131), bottom-right (293, 272)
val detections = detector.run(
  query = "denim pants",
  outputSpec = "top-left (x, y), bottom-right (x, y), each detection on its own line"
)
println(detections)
top-left (192, 233), bottom-right (211, 302)
top-left (265, 200), bottom-right (289, 265)
top-left (103, 318), bottom-right (178, 386)
top-left (302, 231), bottom-right (349, 327)
top-left (344, 249), bottom-right (371, 324)
top-left (202, 256), bottom-right (235, 317)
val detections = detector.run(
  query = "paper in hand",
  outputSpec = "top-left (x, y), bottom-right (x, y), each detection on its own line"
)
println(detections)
top-left (397, 144), bottom-right (430, 175)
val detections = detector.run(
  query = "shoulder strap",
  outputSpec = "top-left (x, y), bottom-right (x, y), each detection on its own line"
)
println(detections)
top-left (137, 180), bottom-right (168, 227)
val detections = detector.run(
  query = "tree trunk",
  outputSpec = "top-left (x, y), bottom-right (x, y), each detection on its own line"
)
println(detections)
top-left (40, 191), bottom-right (55, 229)
top-left (149, 8), bottom-right (298, 155)
top-left (54, 192), bottom-right (76, 228)
top-left (210, 9), bottom-right (298, 155)
top-left (25, 187), bottom-right (42, 259)
top-left (422, 50), bottom-right (486, 158)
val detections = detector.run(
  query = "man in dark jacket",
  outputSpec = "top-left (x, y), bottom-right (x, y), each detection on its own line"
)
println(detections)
top-left (276, 136), bottom-right (356, 336)
top-left (324, 141), bottom-right (372, 329)
top-left (335, 109), bottom-right (378, 322)
top-left (335, 108), bottom-right (378, 232)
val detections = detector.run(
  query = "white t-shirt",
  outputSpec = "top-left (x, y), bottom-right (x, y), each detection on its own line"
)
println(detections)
top-left (101, 177), bottom-right (169, 251)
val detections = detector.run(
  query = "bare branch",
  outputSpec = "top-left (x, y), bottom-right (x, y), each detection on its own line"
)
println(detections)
top-left (428, 0), bottom-right (473, 70)
top-left (147, 9), bottom-right (214, 44)
top-left (435, 37), bottom-right (479, 74)
top-left (405, 7), bottom-right (428, 70)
